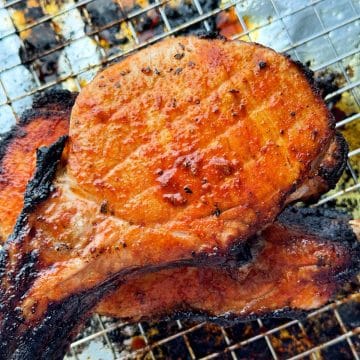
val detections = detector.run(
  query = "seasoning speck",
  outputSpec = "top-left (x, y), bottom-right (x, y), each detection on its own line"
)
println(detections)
top-left (154, 68), bottom-right (161, 75)
top-left (174, 67), bottom-right (183, 75)
top-left (141, 66), bottom-right (152, 75)
top-left (212, 206), bottom-right (221, 217)
top-left (100, 200), bottom-right (108, 214)
top-left (174, 53), bottom-right (185, 60)
top-left (184, 185), bottom-right (193, 194)
top-left (258, 61), bottom-right (267, 69)
top-left (170, 98), bottom-right (177, 108)
top-left (290, 111), bottom-right (296, 117)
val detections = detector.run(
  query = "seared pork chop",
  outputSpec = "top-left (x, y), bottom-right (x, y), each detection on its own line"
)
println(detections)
top-left (98, 207), bottom-right (360, 323)
top-left (0, 91), bottom-right (351, 321)
top-left (0, 91), bottom-right (352, 326)
top-left (0, 37), bottom-right (343, 359)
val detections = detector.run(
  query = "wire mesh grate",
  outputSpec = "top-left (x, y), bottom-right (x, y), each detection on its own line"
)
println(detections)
top-left (0, 0), bottom-right (359, 359)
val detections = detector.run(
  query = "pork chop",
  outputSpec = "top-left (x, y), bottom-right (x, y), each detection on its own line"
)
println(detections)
top-left (98, 206), bottom-right (360, 323)
top-left (0, 36), bottom-right (341, 359)
top-left (0, 91), bottom-right (352, 327)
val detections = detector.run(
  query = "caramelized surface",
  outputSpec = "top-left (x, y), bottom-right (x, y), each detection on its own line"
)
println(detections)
top-left (69, 37), bottom-right (333, 234)
top-left (0, 111), bottom-right (70, 242)
top-left (23, 37), bottom-right (334, 311)
top-left (0, 37), bottom-right (338, 358)
top-left (0, 90), bottom-right (350, 326)
top-left (98, 220), bottom-right (352, 321)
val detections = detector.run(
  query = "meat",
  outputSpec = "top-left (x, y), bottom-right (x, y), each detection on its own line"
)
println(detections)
top-left (0, 36), bottom-right (346, 359)
top-left (98, 206), bottom-right (360, 323)
top-left (0, 90), bottom-right (346, 244)
top-left (0, 90), bottom-right (352, 325)
top-left (0, 90), bottom-right (74, 242)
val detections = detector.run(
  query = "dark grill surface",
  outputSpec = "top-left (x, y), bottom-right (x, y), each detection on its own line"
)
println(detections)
top-left (0, 0), bottom-right (359, 359)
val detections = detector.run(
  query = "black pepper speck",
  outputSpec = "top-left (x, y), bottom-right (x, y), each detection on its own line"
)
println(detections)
top-left (258, 61), bottom-right (267, 69)
top-left (212, 206), bottom-right (221, 217)
top-left (184, 185), bottom-right (193, 194)
top-left (174, 53), bottom-right (185, 60)
top-left (141, 66), bottom-right (152, 75)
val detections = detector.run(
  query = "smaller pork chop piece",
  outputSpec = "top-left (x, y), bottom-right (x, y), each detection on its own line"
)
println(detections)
top-left (98, 206), bottom-right (360, 322)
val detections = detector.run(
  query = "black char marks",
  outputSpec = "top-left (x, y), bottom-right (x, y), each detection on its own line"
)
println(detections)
top-left (318, 132), bottom-right (348, 190)
top-left (19, 89), bottom-right (77, 126)
top-left (0, 89), bottom-right (75, 168)
top-left (0, 136), bottom-right (67, 360)
top-left (8, 278), bottom-right (122, 360)
top-left (10, 135), bottom-right (68, 240)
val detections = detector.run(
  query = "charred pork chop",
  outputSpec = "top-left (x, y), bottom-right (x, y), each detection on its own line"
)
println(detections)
top-left (0, 37), bottom-right (345, 358)
top-left (0, 91), bottom-right (353, 326)
top-left (98, 207), bottom-right (360, 323)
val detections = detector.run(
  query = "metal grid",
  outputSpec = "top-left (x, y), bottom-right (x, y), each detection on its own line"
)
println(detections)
top-left (0, 0), bottom-right (359, 358)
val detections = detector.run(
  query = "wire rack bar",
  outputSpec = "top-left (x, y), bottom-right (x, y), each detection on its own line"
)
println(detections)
top-left (0, 2), bottom-right (357, 109)
top-left (177, 323), bottom-right (197, 360)
top-left (336, 113), bottom-right (360, 128)
top-left (2, 0), bottom-right (24, 8)
top-left (0, 0), bottom-right (98, 39)
top-left (71, 293), bottom-right (360, 359)
top-left (325, 80), bottom-right (360, 101)
top-left (317, 183), bottom-right (360, 205)
top-left (71, 320), bottom-right (125, 348)
top-left (333, 308), bottom-right (360, 360)
top-left (0, 0), bottom-right (347, 78)
top-left (287, 330), bottom-right (360, 360)
top-left (349, 148), bottom-right (360, 158)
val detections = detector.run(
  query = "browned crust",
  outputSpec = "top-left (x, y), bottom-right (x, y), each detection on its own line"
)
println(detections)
top-left (0, 90), bottom-right (75, 243)
top-left (97, 206), bottom-right (359, 323)
top-left (0, 37), bottom-right (342, 359)
top-left (0, 90), bottom-right (75, 166)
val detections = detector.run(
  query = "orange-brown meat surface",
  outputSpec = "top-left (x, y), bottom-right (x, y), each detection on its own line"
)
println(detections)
top-left (0, 91), bottom-right (74, 242)
top-left (98, 207), bottom-right (359, 322)
top-left (0, 36), bottom-right (341, 359)
top-left (0, 91), bottom-right (350, 326)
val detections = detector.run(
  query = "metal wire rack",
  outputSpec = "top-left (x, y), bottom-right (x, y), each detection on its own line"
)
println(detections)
top-left (0, 0), bottom-right (359, 358)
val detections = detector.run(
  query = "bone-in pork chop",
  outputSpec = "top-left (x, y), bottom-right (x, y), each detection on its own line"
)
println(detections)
top-left (0, 92), bottom-right (353, 327)
top-left (0, 36), bottom-right (342, 359)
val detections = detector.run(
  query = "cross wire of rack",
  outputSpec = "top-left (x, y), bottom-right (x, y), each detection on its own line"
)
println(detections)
top-left (0, 0), bottom-right (359, 359)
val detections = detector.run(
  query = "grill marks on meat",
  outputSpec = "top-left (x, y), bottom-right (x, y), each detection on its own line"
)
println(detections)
top-left (0, 91), bottom-right (352, 330)
top-left (69, 38), bottom-right (335, 233)
top-left (97, 207), bottom-right (360, 323)
top-left (0, 90), bottom-right (352, 325)
top-left (0, 37), bottom-right (345, 359)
